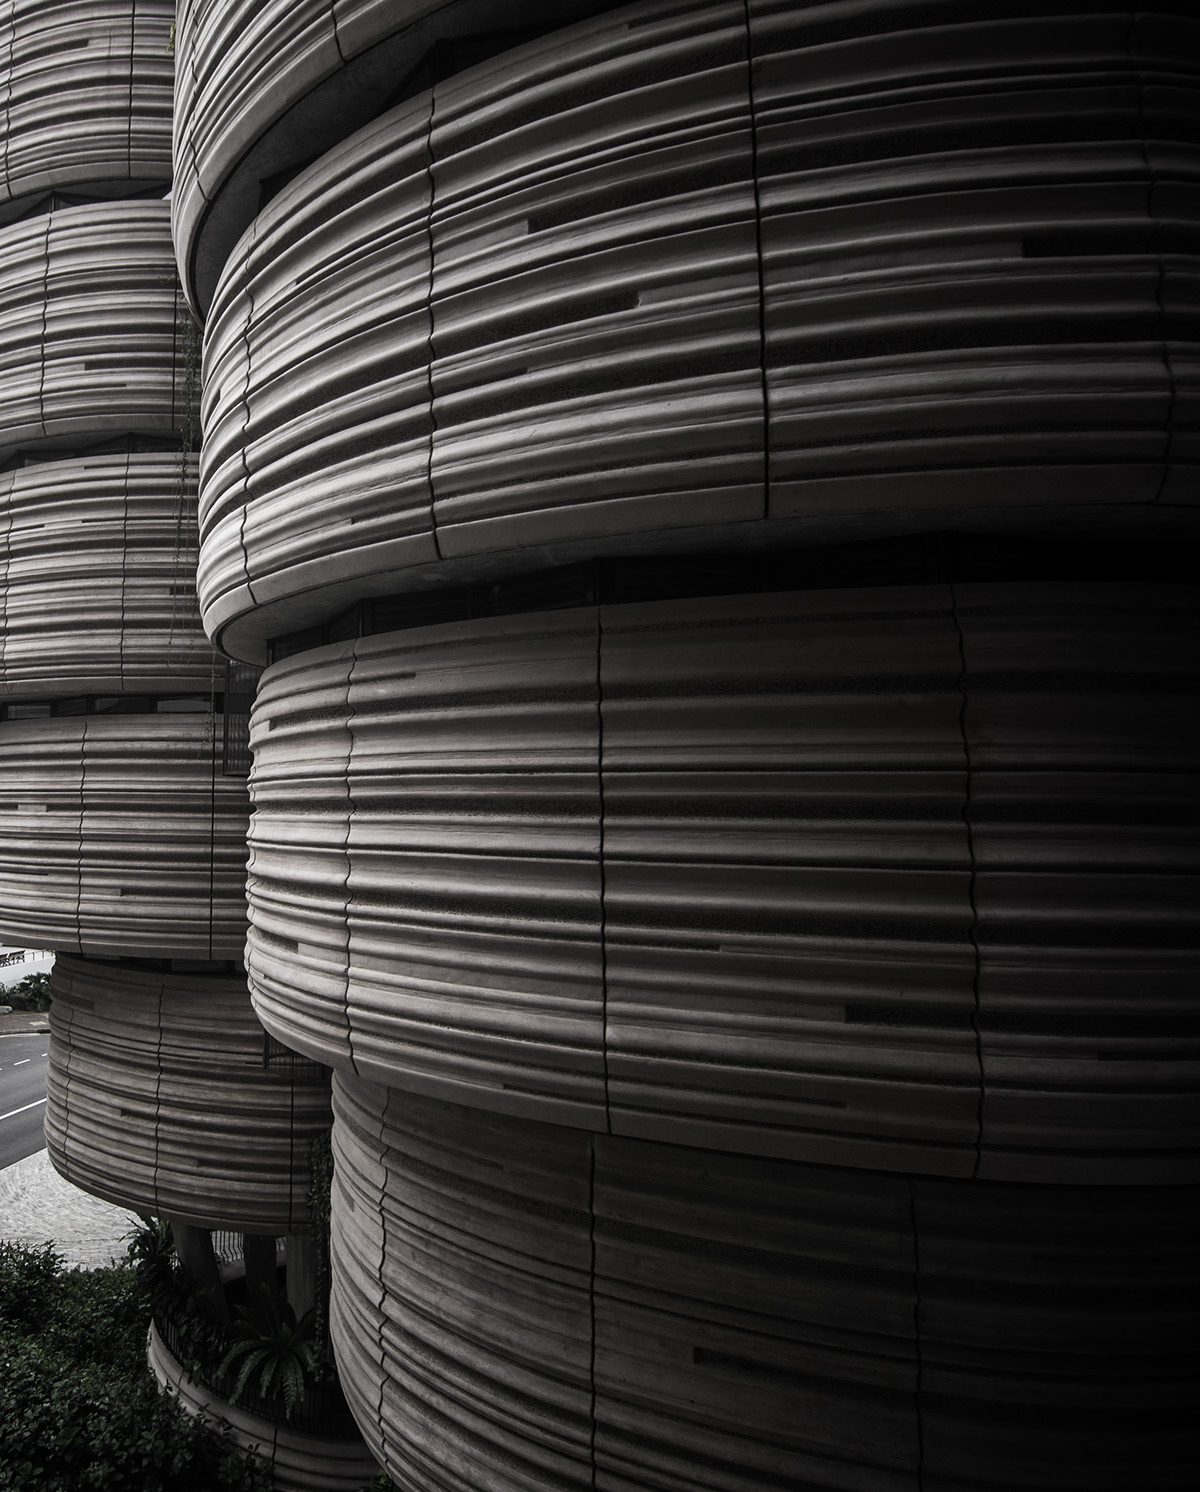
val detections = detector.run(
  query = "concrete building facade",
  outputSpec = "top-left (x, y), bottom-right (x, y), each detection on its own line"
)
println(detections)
top-left (0, 1), bottom-right (1195, 1487)
top-left (0, 0), bottom-right (332, 1323)
top-left (170, 2), bottom-right (1200, 1489)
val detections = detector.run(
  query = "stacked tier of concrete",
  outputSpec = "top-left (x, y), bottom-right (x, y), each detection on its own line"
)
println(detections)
top-left (173, 2), bottom-right (1200, 1488)
top-left (0, 0), bottom-right (331, 1253)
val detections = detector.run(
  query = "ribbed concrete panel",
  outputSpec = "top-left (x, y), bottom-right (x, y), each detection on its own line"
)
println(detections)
top-left (245, 641), bottom-right (355, 1071)
top-left (196, 1), bottom-right (1200, 661)
top-left (956, 582), bottom-right (1200, 1183)
top-left (604, 583), bottom-right (1200, 1182)
top-left (749, 2), bottom-right (1200, 523)
top-left (45, 955), bottom-right (331, 1231)
top-left (426, 2), bottom-right (762, 559)
top-left (248, 609), bottom-right (605, 1131)
top-left (0, 452), bottom-right (213, 695)
top-left (0, 0), bottom-right (174, 207)
top-left (246, 584), bottom-right (1199, 1181)
top-left (197, 95), bottom-right (437, 652)
top-left (598, 588), bottom-right (975, 1174)
top-left (330, 1076), bottom-right (595, 1492)
top-left (0, 714), bottom-right (249, 957)
top-left (170, 0), bottom-right (612, 315)
top-left (331, 1075), bottom-right (1200, 1492)
top-left (0, 201), bottom-right (183, 462)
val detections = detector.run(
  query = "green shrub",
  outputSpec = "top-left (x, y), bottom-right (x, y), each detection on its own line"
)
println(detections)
top-left (0, 1240), bottom-right (62, 1330)
top-left (4, 971), bottom-right (51, 1011)
top-left (0, 1243), bottom-right (270, 1491)
top-left (0, 1335), bottom-right (268, 1490)
top-left (42, 1263), bottom-right (151, 1381)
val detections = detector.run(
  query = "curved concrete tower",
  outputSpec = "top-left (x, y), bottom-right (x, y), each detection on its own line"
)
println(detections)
top-left (0, 0), bottom-right (331, 1261)
top-left (174, 2), bottom-right (1198, 1488)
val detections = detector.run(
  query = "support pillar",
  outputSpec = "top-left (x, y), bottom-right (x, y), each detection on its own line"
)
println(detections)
top-left (170, 1221), bottom-right (229, 1326)
top-left (242, 1232), bottom-right (278, 1311)
top-left (286, 1232), bottom-right (318, 1322)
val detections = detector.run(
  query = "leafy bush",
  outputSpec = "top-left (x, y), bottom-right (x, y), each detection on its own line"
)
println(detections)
top-left (4, 971), bottom-right (51, 1011)
top-left (42, 1262), bottom-right (151, 1380)
top-left (0, 1241), bottom-right (62, 1330)
top-left (219, 1287), bottom-right (319, 1418)
top-left (0, 1243), bottom-right (270, 1491)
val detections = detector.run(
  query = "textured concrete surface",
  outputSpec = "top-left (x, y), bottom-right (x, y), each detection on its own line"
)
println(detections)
top-left (0, 455), bottom-right (213, 698)
top-left (48, 955), bottom-right (331, 1231)
top-left (0, 712), bottom-right (250, 958)
top-left (0, 1148), bottom-right (138, 1270)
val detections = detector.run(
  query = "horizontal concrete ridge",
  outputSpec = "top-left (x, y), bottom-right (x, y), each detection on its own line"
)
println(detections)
top-left (0, 452), bottom-right (215, 696)
top-left (0, 0), bottom-right (174, 209)
top-left (45, 956), bottom-right (331, 1231)
top-left (0, 201), bottom-right (187, 464)
top-left (330, 1072), bottom-right (1200, 1492)
top-left (149, 1322), bottom-right (378, 1492)
top-left (245, 583), bottom-right (1200, 1184)
top-left (192, 0), bottom-right (1200, 659)
top-left (170, 0), bottom-right (615, 314)
top-left (0, 713), bottom-right (250, 957)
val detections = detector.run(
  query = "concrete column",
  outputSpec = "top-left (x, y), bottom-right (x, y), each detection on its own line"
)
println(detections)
top-left (286, 1232), bottom-right (318, 1323)
top-left (242, 1232), bottom-right (279, 1311)
top-left (170, 1220), bottom-right (229, 1325)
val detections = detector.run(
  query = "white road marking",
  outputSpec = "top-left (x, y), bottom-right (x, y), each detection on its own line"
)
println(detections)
top-left (0, 1098), bottom-right (45, 1122)
top-left (14, 1058), bottom-right (30, 1066)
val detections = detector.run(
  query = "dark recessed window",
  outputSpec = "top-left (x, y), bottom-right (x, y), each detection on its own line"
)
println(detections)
top-left (92, 696), bottom-right (153, 714)
top-left (155, 696), bottom-right (211, 713)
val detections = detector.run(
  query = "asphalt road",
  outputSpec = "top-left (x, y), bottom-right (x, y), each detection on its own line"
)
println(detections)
top-left (0, 1034), bottom-right (49, 1170)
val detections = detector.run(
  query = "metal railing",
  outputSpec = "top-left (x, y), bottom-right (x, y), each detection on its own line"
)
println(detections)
top-left (152, 1275), bottom-right (360, 1440)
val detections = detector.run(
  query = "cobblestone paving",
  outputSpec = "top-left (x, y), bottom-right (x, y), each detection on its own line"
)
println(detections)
top-left (0, 1149), bottom-right (138, 1269)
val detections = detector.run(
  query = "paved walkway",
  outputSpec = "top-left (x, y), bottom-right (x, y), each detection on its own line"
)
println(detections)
top-left (0, 1010), bottom-right (51, 1036)
top-left (0, 1149), bottom-right (139, 1270)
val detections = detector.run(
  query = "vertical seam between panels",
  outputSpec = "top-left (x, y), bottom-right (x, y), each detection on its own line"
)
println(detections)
top-left (152, 974), bottom-right (165, 1214)
top-left (330, 0), bottom-right (346, 65)
top-left (0, 0), bottom-right (10, 189)
top-left (587, 1134), bottom-right (598, 1491)
top-left (742, 0), bottom-right (768, 518)
top-left (1127, 9), bottom-right (1174, 506)
top-left (127, 0), bottom-right (137, 179)
top-left (1149, 232), bottom-right (1174, 505)
top-left (76, 719), bottom-right (86, 950)
top-left (169, 273), bottom-right (180, 460)
top-left (595, 607), bottom-right (610, 1134)
top-left (908, 1179), bottom-right (925, 1490)
top-left (37, 215), bottom-right (51, 440)
top-left (120, 453), bottom-right (130, 690)
top-left (376, 1083), bottom-right (391, 1471)
top-left (344, 643), bottom-right (359, 1075)
top-left (950, 583), bottom-right (983, 1178)
top-left (423, 88), bottom-right (443, 560)
top-left (237, 241), bottom-right (257, 603)
top-left (209, 704), bottom-right (218, 959)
